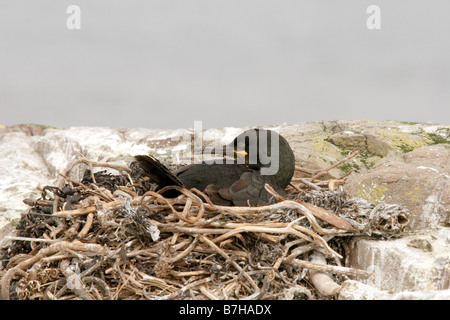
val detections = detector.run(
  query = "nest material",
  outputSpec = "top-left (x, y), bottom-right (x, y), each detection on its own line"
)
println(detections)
top-left (298, 190), bottom-right (410, 237)
top-left (0, 154), bottom-right (410, 300)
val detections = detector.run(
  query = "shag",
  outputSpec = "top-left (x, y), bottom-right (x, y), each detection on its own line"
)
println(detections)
top-left (134, 129), bottom-right (295, 206)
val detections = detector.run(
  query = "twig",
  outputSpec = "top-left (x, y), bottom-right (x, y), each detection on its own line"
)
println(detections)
top-left (297, 178), bottom-right (322, 191)
top-left (60, 260), bottom-right (93, 300)
top-left (23, 198), bottom-right (54, 207)
top-left (0, 268), bottom-right (28, 300)
top-left (53, 154), bottom-right (131, 213)
top-left (145, 277), bottom-right (212, 300)
top-left (308, 251), bottom-right (341, 296)
top-left (77, 213), bottom-right (94, 239)
top-left (82, 276), bottom-right (113, 300)
top-left (294, 166), bottom-right (316, 175)
top-left (167, 237), bottom-right (198, 264)
top-left (200, 236), bottom-right (260, 294)
top-left (206, 220), bottom-right (339, 258)
top-left (328, 179), bottom-right (345, 191)
top-left (53, 199), bottom-right (123, 217)
top-left (3, 240), bottom-right (105, 274)
top-left (200, 286), bottom-right (219, 300)
top-left (56, 155), bottom-right (131, 189)
top-left (264, 184), bottom-right (356, 232)
top-left (4, 236), bottom-right (60, 243)
top-left (310, 151), bottom-right (359, 181)
top-left (284, 258), bottom-right (372, 279)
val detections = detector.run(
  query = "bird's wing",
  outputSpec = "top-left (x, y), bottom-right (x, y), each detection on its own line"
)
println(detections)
top-left (204, 184), bottom-right (233, 206)
top-left (228, 172), bottom-right (278, 206)
top-left (203, 172), bottom-right (281, 207)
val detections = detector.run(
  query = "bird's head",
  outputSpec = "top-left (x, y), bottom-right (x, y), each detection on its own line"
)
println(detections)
top-left (194, 128), bottom-right (295, 186)
top-left (226, 129), bottom-right (282, 175)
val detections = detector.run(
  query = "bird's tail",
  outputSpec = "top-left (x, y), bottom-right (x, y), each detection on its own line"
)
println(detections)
top-left (134, 155), bottom-right (183, 190)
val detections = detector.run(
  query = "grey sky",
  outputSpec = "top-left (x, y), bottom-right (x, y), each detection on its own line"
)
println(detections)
top-left (0, 0), bottom-right (449, 129)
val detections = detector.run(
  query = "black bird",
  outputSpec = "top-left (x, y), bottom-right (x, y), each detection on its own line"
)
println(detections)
top-left (134, 129), bottom-right (295, 206)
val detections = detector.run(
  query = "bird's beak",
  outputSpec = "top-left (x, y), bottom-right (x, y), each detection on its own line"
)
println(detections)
top-left (234, 150), bottom-right (248, 157)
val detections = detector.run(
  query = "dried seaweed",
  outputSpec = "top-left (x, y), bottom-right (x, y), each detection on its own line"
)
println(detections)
top-left (0, 154), bottom-right (409, 300)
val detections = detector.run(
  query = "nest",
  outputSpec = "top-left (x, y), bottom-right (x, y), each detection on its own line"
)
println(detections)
top-left (298, 190), bottom-right (410, 237)
top-left (0, 153), bottom-right (410, 300)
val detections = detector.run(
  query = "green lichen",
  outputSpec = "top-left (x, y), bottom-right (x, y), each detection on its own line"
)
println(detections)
top-left (354, 181), bottom-right (388, 203)
top-left (360, 156), bottom-right (378, 170)
top-left (377, 129), bottom-right (430, 153)
top-left (427, 132), bottom-right (449, 145)
top-left (397, 121), bottom-right (421, 125)
top-left (338, 162), bottom-right (361, 174)
top-left (338, 163), bottom-right (352, 174)
top-left (310, 134), bottom-right (343, 162)
top-left (398, 142), bottom-right (416, 153)
top-left (406, 185), bottom-right (421, 202)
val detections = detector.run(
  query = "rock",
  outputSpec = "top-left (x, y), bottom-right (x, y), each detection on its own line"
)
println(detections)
top-left (407, 238), bottom-right (433, 252)
top-left (0, 131), bottom-right (53, 225)
top-left (283, 286), bottom-right (314, 300)
top-left (332, 127), bottom-right (449, 296)
top-left (0, 123), bottom-right (48, 137)
top-left (288, 120), bottom-right (449, 179)
top-left (338, 279), bottom-right (450, 300)
top-left (281, 122), bottom-right (346, 179)
top-left (338, 280), bottom-right (390, 300)
top-left (328, 132), bottom-right (367, 151)
top-left (345, 144), bottom-right (449, 230)
top-left (0, 127), bottom-right (157, 228)
top-left (390, 288), bottom-right (450, 300)
top-left (327, 132), bottom-right (392, 157)
top-left (348, 230), bottom-right (450, 292)
top-left (366, 134), bottom-right (393, 158)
